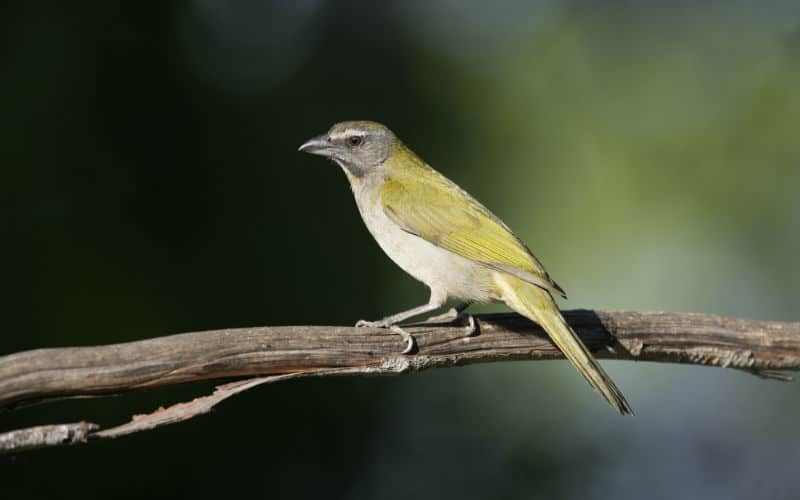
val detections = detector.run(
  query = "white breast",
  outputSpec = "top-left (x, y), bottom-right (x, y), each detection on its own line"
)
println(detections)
top-left (349, 176), bottom-right (495, 303)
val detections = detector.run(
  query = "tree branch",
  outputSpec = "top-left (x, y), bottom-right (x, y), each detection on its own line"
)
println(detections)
top-left (1, 310), bottom-right (797, 454)
top-left (0, 422), bottom-right (99, 454)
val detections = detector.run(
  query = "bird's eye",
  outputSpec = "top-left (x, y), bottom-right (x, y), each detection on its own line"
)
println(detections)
top-left (348, 135), bottom-right (363, 147)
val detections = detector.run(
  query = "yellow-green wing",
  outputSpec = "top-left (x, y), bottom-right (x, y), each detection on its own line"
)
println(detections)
top-left (380, 161), bottom-right (566, 298)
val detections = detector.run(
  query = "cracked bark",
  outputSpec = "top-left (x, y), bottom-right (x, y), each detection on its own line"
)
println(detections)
top-left (1, 310), bottom-right (797, 454)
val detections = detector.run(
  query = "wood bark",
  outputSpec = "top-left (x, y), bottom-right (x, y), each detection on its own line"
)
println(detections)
top-left (1, 310), bottom-right (797, 453)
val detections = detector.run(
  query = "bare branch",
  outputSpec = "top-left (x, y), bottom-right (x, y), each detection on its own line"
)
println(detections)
top-left (95, 374), bottom-right (302, 439)
top-left (1, 310), bottom-right (798, 454)
top-left (0, 422), bottom-right (99, 453)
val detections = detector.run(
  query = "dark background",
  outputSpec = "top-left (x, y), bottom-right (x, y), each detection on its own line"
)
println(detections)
top-left (2, 2), bottom-right (799, 499)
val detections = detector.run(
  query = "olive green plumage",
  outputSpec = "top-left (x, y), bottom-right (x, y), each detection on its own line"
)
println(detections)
top-left (381, 142), bottom-right (566, 299)
top-left (299, 121), bottom-right (633, 415)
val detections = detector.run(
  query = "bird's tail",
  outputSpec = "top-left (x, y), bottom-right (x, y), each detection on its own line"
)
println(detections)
top-left (495, 274), bottom-right (634, 415)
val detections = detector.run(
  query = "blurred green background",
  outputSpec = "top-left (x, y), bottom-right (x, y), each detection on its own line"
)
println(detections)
top-left (2, 1), bottom-right (799, 498)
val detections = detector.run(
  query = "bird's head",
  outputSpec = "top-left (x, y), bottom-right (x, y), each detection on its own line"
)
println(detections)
top-left (299, 121), bottom-right (396, 177)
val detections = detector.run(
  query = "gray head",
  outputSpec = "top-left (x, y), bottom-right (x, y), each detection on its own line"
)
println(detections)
top-left (298, 121), bottom-right (396, 177)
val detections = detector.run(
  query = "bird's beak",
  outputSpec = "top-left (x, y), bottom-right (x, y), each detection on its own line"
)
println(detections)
top-left (298, 134), bottom-right (334, 157)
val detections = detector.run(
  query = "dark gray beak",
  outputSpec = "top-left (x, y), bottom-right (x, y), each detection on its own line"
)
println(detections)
top-left (298, 134), bottom-right (334, 156)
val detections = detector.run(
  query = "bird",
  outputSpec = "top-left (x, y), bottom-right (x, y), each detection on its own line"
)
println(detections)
top-left (299, 120), bottom-right (633, 415)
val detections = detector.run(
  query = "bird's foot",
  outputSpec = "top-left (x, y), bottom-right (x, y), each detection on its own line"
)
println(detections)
top-left (355, 319), bottom-right (416, 354)
top-left (461, 314), bottom-right (477, 337)
top-left (419, 307), bottom-right (461, 324)
top-left (355, 319), bottom-right (391, 328)
top-left (389, 325), bottom-right (416, 354)
top-left (411, 309), bottom-right (477, 338)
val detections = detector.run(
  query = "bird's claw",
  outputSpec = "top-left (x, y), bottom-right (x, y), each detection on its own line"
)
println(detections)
top-left (390, 325), bottom-right (416, 354)
top-left (356, 319), bottom-right (416, 354)
top-left (462, 314), bottom-right (477, 337)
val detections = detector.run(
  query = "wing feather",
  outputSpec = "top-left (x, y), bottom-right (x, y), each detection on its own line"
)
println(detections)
top-left (380, 165), bottom-right (566, 298)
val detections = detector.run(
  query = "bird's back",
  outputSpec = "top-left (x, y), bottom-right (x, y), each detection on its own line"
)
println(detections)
top-left (380, 143), bottom-right (565, 298)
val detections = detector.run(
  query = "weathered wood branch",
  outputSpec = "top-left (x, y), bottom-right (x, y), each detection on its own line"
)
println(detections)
top-left (0, 422), bottom-right (99, 454)
top-left (1, 310), bottom-right (798, 454)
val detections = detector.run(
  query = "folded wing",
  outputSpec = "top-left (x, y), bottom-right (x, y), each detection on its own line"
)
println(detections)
top-left (380, 166), bottom-right (566, 298)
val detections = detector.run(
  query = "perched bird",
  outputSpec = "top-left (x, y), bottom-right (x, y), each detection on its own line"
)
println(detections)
top-left (299, 121), bottom-right (633, 415)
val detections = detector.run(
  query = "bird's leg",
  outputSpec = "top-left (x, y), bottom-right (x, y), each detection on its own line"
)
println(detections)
top-left (411, 302), bottom-right (476, 337)
top-left (356, 291), bottom-right (446, 354)
top-left (416, 302), bottom-right (472, 324)
top-left (355, 301), bottom-right (445, 328)
top-left (356, 290), bottom-right (447, 327)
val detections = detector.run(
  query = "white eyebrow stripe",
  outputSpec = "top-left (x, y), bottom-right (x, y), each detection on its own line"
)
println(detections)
top-left (331, 129), bottom-right (366, 140)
